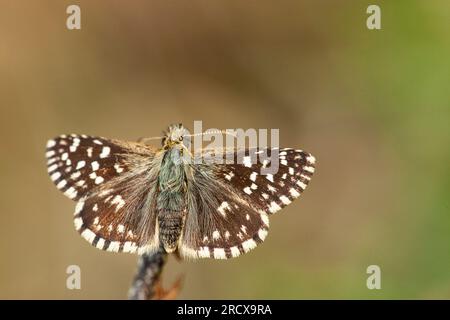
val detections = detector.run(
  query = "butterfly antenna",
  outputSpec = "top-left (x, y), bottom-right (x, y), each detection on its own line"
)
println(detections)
top-left (186, 130), bottom-right (237, 138)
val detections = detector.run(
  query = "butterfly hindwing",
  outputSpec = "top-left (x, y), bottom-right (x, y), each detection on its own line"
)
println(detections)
top-left (74, 180), bottom-right (160, 254)
top-left (179, 169), bottom-right (270, 259)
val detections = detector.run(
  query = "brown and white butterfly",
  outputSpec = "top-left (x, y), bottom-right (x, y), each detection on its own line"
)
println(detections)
top-left (46, 124), bottom-right (316, 259)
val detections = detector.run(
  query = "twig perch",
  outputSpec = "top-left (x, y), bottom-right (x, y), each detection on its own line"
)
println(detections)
top-left (128, 249), bottom-right (168, 300)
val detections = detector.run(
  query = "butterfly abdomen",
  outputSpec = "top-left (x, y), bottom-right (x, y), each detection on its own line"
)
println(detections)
top-left (157, 209), bottom-right (185, 253)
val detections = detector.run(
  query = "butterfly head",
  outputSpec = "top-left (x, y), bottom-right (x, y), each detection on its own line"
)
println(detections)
top-left (162, 123), bottom-right (188, 149)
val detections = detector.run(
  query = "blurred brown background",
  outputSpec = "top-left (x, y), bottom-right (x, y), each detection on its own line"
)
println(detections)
top-left (0, 1), bottom-right (449, 299)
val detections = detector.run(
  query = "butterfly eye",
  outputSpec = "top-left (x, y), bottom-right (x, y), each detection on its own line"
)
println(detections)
top-left (179, 136), bottom-right (183, 142)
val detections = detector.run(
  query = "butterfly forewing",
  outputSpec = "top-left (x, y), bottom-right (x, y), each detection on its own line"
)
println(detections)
top-left (216, 148), bottom-right (316, 215)
top-left (46, 135), bottom-right (134, 200)
top-left (46, 134), bottom-right (161, 253)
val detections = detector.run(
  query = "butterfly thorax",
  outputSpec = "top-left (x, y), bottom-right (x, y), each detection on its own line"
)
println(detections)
top-left (156, 148), bottom-right (187, 253)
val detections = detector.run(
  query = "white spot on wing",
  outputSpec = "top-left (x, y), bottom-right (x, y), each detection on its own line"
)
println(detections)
top-left (95, 176), bottom-right (104, 184)
top-left (218, 201), bottom-right (231, 217)
top-left (290, 188), bottom-right (300, 198)
top-left (123, 241), bottom-right (137, 253)
top-left (75, 200), bottom-right (84, 214)
top-left (242, 239), bottom-right (257, 252)
top-left (258, 228), bottom-right (268, 241)
top-left (307, 154), bottom-right (316, 164)
top-left (268, 201), bottom-right (281, 213)
top-left (56, 179), bottom-right (67, 189)
top-left (91, 161), bottom-right (99, 171)
top-left (304, 166), bottom-right (315, 173)
top-left (51, 172), bottom-right (61, 181)
top-left (100, 146), bottom-right (111, 158)
top-left (71, 171), bottom-right (81, 179)
top-left (47, 140), bottom-right (56, 148)
top-left (81, 229), bottom-right (96, 243)
top-left (213, 248), bottom-right (227, 259)
top-left (280, 195), bottom-right (291, 205)
top-left (230, 246), bottom-right (240, 257)
top-left (64, 187), bottom-right (78, 199)
top-left (260, 213), bottom-right (269, 226)
top-left (296, 181), bottom-right (307, 190)
top-left (47, 164), bottom-right (58, 172)
top-left (76, 161), bottom-right (86, 170)
top-left (75, 180), bottom-right (85, 187)
top-left (224, 171), bottom-right (235, 181)
top-left (111, 195), bottom-right (125, 211)
top-left (243, 156), bottom-right (252, 168)
top-left (45, 150), bottom-right (55, 158)
top-left (96, 238), bottom-right (106, 250)
top-left (72, 138), bottom-right (80, 146)
top-left (198, 247), bottom-right (210, 258)
top-left (108, 241), bottom-right (120, 252)
top-left (74, 217), bottom-right (83, 230)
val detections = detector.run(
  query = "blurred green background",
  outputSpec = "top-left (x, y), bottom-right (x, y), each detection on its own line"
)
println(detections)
top-left (0, 1), bottom-right (449, 299)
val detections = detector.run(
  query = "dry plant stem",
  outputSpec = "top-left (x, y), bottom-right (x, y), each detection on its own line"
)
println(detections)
top-left (128, 249), bottom-right (168, 300)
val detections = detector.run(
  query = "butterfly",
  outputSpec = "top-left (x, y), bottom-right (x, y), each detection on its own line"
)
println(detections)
top-left (45, 124), bottom-right (316, 259)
